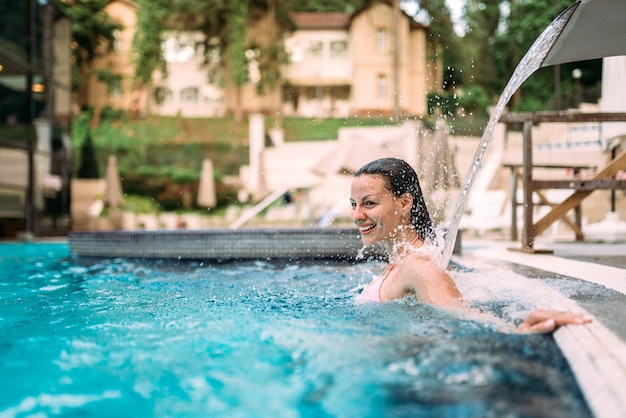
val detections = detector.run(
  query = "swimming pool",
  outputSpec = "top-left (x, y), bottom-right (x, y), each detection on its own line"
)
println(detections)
top-left (0, 242), bottom-right (591, 417)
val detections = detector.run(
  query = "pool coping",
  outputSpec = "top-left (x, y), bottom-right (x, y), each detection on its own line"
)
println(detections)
top-left (453, 242), bottom-right (626, 418)
top-left (67, 228), bottom-right (379, 261)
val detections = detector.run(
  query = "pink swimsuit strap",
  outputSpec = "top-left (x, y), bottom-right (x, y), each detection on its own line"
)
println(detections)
top-left (357, 236), bottom-right (419, 303)
top-left (357, 264), bottom-right (394, 303)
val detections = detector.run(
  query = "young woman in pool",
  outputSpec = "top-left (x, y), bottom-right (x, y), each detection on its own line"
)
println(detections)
top-left (351, 157), bottom-right (592, 333)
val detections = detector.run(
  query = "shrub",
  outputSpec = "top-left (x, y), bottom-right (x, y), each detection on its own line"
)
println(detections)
top-left (76, 130), bottom-right (100, 179)
top-left (458, 85), bottom-right (490, 118)
top-left (427, 91), bottom-right (460, 118)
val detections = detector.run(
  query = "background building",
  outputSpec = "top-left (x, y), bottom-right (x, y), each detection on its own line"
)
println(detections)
top-left (83, 1), bottom-right (438, 119)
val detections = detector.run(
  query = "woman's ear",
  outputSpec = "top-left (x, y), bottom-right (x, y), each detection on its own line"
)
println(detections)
top-left (400, 192), bottom-right (413, 215)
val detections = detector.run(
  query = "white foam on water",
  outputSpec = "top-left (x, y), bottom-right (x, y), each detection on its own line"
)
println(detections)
top-left (0, 390), bottom-right (121, 418)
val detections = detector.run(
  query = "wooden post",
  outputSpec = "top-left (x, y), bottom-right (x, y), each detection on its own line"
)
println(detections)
top-left (521, 120), bottom-right (534, 251)
top-left (509, 166), bottom-right (518, 241)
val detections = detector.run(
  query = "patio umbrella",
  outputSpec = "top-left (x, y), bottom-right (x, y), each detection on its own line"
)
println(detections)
top-left (197, 158), bottom-right (217, 208)
top-left (103, 155), bottom-right (124, 207)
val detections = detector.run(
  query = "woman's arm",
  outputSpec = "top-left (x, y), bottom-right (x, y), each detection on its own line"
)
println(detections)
top-left (399, 256), bottom-right (593, 333)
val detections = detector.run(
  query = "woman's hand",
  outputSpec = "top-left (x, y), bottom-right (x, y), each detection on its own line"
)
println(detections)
top-left (518, 309), bottom-right (593, 333)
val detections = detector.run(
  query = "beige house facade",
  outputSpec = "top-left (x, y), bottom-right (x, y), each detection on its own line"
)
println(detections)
top-left (79, 0), bottom-right (139, 114)
top-left (151, 32), bottom-right (225, 117)
top-left (83, 1), bottom-right (438, 119)
top-left (285, 3), bottom-right (432, 118)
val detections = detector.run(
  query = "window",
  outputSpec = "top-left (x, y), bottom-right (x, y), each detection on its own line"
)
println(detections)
top-left (245, 49), bottom-right (261, 84)
top-left (109, 76), bottom-right (122, 98)
top-left (163, 35), bottom-right (195, 63)
top-left (154, 87), bottom-right (172, 105)
top-left (330, 40), bottom-right (347, 57)
top-left (112, 29), bottom-right (121, 52)
top-left (304, 86), bottom-right (318, 100)
top-left (376, 29), bottom-right (387, 53)
top-left (176, 37), bottom-right (195, 62)
top-left (377, 74), bottom-right (387, 98)
top-left (330, 85), bottom-right (350, 100)
top-left (307, 41), bottom-right (323, 57)
top-left (180, 87), bottom-right (199, 103)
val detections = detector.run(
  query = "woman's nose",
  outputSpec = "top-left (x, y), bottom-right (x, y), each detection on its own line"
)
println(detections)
top-left (351, 206), bottom-right (365, 221)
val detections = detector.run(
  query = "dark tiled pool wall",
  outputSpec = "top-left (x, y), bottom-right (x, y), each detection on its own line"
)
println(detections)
top-left (68, 228), bottom-right (384, 261)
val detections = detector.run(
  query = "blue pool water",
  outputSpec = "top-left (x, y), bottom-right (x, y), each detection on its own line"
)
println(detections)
top-left (0, 242), bottom-right (590, 417)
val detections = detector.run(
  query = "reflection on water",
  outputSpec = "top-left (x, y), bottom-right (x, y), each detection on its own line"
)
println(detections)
top-left (0, 243), bottom-right (592, 417)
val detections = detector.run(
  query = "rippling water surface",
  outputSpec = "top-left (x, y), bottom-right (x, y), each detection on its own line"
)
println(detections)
top-left (0, 243), bottom-right (590, 417)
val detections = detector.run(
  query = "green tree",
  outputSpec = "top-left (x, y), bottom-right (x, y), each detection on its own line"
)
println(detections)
top-left (132, 0), bottom-right (294, 120)
top-left (227, 0), bottom-right (249, 122)
top-left (417, 0), bottom-right (465, 90)
top-left (131, 0), bottom-right (175, 85)
top-left (76, 130), bottom-right (100, 179)
top-left (493, 0), bottom-right (601, 111)
top-left (58, 0), bottom-right (122, 92)
top-left (462, 0), bottom-right (501, 99)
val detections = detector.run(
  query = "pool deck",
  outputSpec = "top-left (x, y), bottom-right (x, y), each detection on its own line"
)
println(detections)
top-left (453, 240), bottom-right (626, 418)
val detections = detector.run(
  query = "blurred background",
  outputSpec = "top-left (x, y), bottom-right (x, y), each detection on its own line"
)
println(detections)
top-left (0, 0), bottom-right (605, 239)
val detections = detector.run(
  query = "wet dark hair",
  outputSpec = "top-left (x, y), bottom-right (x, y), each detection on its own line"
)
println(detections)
top-left (354, 157), bottom-right (435, 242)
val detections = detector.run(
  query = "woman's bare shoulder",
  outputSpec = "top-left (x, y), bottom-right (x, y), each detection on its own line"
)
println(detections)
top-left (396, 253), bottom-right (461, 305)
top-left (400, 252), bottom-right (447, 279)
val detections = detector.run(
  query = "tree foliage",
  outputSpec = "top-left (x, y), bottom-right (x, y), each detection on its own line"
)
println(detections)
top-left (132, 0), bottom-right (293, 91)
top-left (462, 0), bottom-right (602, 111)
top-left (462, 0), bottom-right (501, 97)
top-left (416, 0), bottom-right (465, 90)
top-left (76, 130), bottom-right (100, 179)
top-left (228, 0), bottom-right (251, 88)
top-left (58, 0), bottom-right (122, 87)
top-left (131, 0), bottom-right (174, 84)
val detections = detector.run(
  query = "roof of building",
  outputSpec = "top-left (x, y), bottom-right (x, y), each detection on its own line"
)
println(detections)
top-left (290, 12), bottom-right (351, 30)
top-left (106, 0), bottom-right (140, 10)
top-left (290, 5), bottom-right (427, 32)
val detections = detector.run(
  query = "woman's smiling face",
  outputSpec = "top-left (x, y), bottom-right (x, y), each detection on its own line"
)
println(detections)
top-left (350, 174), bottom-right (407, 246)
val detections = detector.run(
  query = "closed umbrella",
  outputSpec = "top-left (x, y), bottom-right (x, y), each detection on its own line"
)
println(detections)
top-left (197, 158), bottom-right (217, 208)
top-left (103, 155), bottom-right (124, 207)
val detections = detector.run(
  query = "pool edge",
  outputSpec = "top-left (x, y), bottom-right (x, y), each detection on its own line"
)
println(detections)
top-left (454, 242), bottom-right (626, 418)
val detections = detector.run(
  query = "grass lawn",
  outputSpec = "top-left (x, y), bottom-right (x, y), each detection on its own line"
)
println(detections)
top-left (71, 111), bottom-right (486, 212)
top-left (73, 112), bottom-right (438, 176)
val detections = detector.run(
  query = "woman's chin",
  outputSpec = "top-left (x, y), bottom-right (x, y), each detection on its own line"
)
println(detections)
top-left (360, 234), bottom-right (379, 246)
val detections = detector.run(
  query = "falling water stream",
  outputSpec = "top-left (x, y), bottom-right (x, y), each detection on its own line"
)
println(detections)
top-left (440, 3), bottom-right (580, 267)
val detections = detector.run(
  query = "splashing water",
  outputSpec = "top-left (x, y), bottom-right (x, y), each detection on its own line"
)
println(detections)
top-left (440, 3), bottom-right (580, 267)
top-left (0, 243), bottom-right (594, 417)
